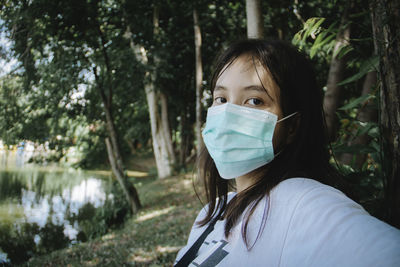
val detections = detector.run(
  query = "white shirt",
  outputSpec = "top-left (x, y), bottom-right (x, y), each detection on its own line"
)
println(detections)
top-left (175, 178), bottom-right (400, 266)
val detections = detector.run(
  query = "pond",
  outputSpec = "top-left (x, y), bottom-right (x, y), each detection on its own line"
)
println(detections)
top-left (0, 150), bottom-right (131, 265)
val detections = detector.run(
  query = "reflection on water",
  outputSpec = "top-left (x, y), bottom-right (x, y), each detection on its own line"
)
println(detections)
top-left (0, 149), bottom-right (129, 265)
top-left (21, 178), bottom-right (108, 240)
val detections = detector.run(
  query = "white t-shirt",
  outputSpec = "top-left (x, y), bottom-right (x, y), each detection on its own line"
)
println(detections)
top-left (175, 178), bottom-right (400, 267)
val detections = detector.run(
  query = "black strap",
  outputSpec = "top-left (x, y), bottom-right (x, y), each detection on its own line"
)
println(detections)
top-left (174, 217), bottom-right (219, 267)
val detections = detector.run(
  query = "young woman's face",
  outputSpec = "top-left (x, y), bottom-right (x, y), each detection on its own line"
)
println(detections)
top-left (213, 55), bottom-right (285, 150)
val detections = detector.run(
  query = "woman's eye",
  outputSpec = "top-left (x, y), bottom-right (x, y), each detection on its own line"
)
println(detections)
top-left (214, 97), bottom-right (227, 104)
top-left (247, 98), bottom-right (263, 106)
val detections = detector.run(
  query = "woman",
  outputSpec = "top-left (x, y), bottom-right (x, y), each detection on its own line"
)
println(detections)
top-left (174, 39), bottom-right (400, 267)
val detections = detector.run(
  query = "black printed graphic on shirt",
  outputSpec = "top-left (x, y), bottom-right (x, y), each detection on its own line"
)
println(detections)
top-left (190, 239), bottom-right (229, 267)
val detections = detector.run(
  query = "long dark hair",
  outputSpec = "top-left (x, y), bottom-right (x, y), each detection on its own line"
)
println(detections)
top-left (197, 39), bottom-right (343, 248)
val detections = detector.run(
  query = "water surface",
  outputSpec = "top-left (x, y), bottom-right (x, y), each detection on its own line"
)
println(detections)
top-left (0, 150), bottom-right (129, 264)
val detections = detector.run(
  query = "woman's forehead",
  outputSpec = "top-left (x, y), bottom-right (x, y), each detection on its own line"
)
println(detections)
top-left (216, 55), bottom-right (280, 99)
top-left (221, 54), bottom-right (263, 74)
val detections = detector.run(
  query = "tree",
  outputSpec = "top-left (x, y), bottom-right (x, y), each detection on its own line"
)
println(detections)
top-left (123, 3), bottom-right (176, 179)
top-left (0, 0), bottom-right (142, 213)
top-left (193, 8), bottom-right (204, 159)
top-left (323, 2), bottom-right (352, 141)
top-left (246, 0), bottom-right (264, 38)
top-left (0, 75), bottom-right (25, 145)
top-left (370, 0), bottom-right (400, 228)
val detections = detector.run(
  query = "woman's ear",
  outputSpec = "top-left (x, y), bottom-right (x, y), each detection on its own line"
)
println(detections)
top-left (286, 113), bottom-right (301, 144)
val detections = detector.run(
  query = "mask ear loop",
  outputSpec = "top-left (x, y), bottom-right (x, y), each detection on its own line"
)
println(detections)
top-left (274, 111), bottom-right (300, 157)
top-left (277, 111), bottom-right (299, 123)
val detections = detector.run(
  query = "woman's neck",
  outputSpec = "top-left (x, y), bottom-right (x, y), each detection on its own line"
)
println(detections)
top-left (235, 173), bottom-right (257, 193)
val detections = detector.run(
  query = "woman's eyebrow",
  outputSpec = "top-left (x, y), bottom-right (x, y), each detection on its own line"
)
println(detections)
top-left (214, 85), bottom-right (227, 92)
top-left (244, 85), bottom-right (274, 101)
top-left (243, 85), bottom-right (265, 92)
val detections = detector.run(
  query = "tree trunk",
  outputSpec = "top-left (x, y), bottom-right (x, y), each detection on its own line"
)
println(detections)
top-left (92, 19), bottom-right (142, 211)
top-left (246, 0), bottom-right (264, 38)
top-left (193, 8), bottom-right (204, 159)
top-left (105, 138), bottom-right (141, 214)
top-left (125, 138), bottom-right (136, 154)
top-left (370, 0), bottom-right (400, 228)
top-left (179, 109), bottom-right (187, 166)
top-left (103, 101), bottom-right (124, 175)
top-left (123, 8), bottom-right (175, 178)
top-left (340, 71), bottom-right (378, 168)
top-left (125, 41), bottom-right (173, 178)
top-left (160, 91), bottom-right (176, 165)
top-left (93, 66), bottom-right (141, 214)
top-left (146, 80), bottom-right (173, 178)
top-left (323, 3), bottom-right (352, 141)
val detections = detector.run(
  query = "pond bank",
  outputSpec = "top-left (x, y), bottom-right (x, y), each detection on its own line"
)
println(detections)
top-left (24, 174), bottom-right (202, 266)
top-left (0, 167), bottom-right (134, 265)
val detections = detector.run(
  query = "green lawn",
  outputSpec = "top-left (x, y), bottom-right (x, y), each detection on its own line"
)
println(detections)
top-left (25, 173), bottom-right (203, 266)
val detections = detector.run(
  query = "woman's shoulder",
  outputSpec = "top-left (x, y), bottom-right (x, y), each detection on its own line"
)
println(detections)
top-left (272, 177), bottom-right (341, 195)
top-left (270, 177), bottom-right (358, 208)
top-left (270, 177), bottom-right (368, 223)
top-left (272, 178), bottom-right (400, 266)
top-left (269, 177), bottom-right (381, 233)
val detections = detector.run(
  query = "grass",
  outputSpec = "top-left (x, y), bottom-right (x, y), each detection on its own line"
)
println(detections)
top-left (24, 172), bottom-right (203, 266)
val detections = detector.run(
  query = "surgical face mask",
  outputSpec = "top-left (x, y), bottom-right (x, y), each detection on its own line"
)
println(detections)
top-left (202, 103), bottom-right (297, 179)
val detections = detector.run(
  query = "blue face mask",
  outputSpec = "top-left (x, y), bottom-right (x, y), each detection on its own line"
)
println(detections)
top-left (202, 103), bottom-right (297, 179)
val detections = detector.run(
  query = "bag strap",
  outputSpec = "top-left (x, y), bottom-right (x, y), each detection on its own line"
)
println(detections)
top-left (174, 217), bottom-right (219, 267)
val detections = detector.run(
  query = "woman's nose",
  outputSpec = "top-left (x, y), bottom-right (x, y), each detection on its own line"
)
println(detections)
top-left (228, 98), bottom-right (241, 106)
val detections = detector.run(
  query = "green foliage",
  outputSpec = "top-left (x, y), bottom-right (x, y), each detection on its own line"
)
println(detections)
top-left (333, 87), bottom-right (384, 217)
top-left (0, 222), bottom-right (39, 265)
top-left (0, 0), bottom-right (153, 168)
top-left (37, 221), bottom-right (70, 254)
top-left (0, 75), bottom-right (26, 145)
top-left (338, 56), bottom-right (379, 86)
top-left (70, 180), bottom-right (131, 241)
top-left (338, 93), bottom-right (374, 111)
top-left (1, 0), bottom-right (300, 171)
top-left (292, 17), bottom-right (338, 60)
top-left (291, 0), bottom-right (388, 218)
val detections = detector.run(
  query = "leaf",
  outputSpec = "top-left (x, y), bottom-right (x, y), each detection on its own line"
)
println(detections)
top-left (310, 33), bottom-right (335, 58)
top-left (338, 94), bottom-right (374, 110)
top-left (370, 141), bottom-right (381, 154)
top-left (292, 32), bottom-right (304, 45)
top-left (303, 17), bottom-right (326, 38)
top-left (332, 43), bottom-right (352, 59)
top-left (368, 126), bottom-right (380, 139)
top-left (338, 56), bottom-right (379, 85)
top-left (336, 45), bottom-right (354, 59)
top-left (357, 122), bottom-right (378, 137)
top-left (333, 144), bottom-right (378, 154)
